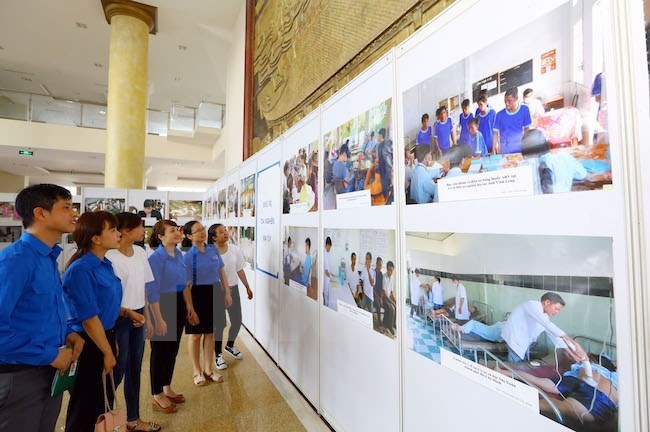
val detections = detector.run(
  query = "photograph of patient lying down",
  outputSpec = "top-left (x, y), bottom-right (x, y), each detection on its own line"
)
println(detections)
top-left (405, 232), bottom-right (617, 431)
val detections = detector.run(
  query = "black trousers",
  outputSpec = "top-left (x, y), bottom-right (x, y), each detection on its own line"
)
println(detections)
top-left (150, 291), bottom-right (186, 395)
top-left (226, 285), bottom-right (242, 348)
top-left (66, 330), bottom-right (117, 432)
top-left (0, 365), bottom-right (62, 432)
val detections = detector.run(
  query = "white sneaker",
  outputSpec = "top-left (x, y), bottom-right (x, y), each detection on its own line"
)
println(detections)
top-left (215, 354), bottom-right (227, 370)
top-left (225, 345), bottom-right (243, 360)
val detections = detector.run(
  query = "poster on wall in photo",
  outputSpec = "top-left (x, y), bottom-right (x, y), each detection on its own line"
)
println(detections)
top-left (402, 3), bottom-right (611, 206)
top-left (240, 173), bottom-right (256, 217)
top-left (132, 198), bottom-right (165, 224)
top-left (84, 198), bottom-right (126, 215)
top-left (227, 225), bottom-right (239, 246)
top-left (0, 202), bottom-right (15, 219)
top-left (0, 226), bottom-right (22, 243)
top-left (283, 140), bottom-right (319, 214)
top-left (323, 98), bottom-right (393, 210)
top-left (240, 226), bottom-right (255, 269)
top-left (323, 228), bottom-right (396, 339)
top-left (169, 200), bottom-right (203, 224)
top-left (282, 226), bottom-right (318, 301)
top-left (217, 189), bottom-right (227, 220)
top-left (404, 231), bottom-right (618, 431)
top-left (228, 182), bottom-right (239, 219)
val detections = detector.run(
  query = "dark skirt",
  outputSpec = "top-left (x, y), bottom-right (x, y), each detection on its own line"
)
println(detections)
top-left (185, 284), bottom-right (215, 334)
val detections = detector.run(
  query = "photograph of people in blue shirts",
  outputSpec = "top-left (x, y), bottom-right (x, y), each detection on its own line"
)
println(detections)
top-left (361, 131), bottom-right (377, 159)
top-left (301, 238), bottom-right (312, 288)
top-left (0, 184), bottom-right (84, 431)
top-left (416, 113), bottom-right (433, 148)
top-left (433, 106), bottom-right (456, 156)
top-left (458, 99), bottom-right (473, 145)
top-left (468, 117), bottom-right (488, 156)
top-left (332, 142), bottom-right (354, 193)
top-left (62, 211), bottom-right (127, 432)
top-left (410, 145), bottom-right (442, 204)
top-left (476, 94), bottom-right (497, 153)
top-left (147, 220), bottom-right (199, 414)
top-left (493, 87), bottom-right (533, 154)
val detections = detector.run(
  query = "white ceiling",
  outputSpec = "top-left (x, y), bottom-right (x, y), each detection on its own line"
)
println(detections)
top-left (0, 145), bottom-right (222, 190)
top-left (0, 0), bottom-right (243, 110)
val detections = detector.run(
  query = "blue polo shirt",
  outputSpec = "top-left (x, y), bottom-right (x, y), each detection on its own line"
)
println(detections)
top-left (458, 113), bottom-right (473, 145)
top-left (63, 252), bottom-right (122, 333)
top-left (0, 233), bottom-right (70, 366)
top-left (183, 244), bottom-right (224, 286)
top-left (410, 162), bottom-right (440, 204)
top-left (434, 118), bottom-right (453, 151)
top-left (494, 104), bottom-right (532, 154)
top-left (477, 109), bottom-right (497, 152)
top-left (301, 254), bottom-right (312, 286)
top-left (469, 131), bottom-right (488, 156)
top-left (416, 125), bottom-right (433, 146)
top-left (146, 246), bottom-right (188, 304)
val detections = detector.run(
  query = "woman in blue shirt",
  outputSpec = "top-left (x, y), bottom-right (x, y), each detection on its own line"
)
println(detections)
top-left (182, 220), bottom-right (230, 385)
top-left (62, 211), bottom-right (128, 431)
top-left (147, 220), bottom-right (199, 413)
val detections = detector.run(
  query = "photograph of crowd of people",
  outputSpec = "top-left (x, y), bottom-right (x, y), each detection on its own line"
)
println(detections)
top-left (283, 141), bottom-right (318, 214)
top-left (84, 198), bottom-right (125, 214)
top-left (217, 188), bottom-right (227, 220)
top-left (323, 228), bottom-right (396, 338)
top-left (228, 182), bottom-right (239, 218)
top-left (323, 98), bottom-right (393, 210)
top-left (0, 226), bottom-right (22, 243)
top-left (239, 226), bottom-right (255, 269)
top-left (405, 231), bottom-right (617, 431)
top-left (240, 174), bottom-right (255, 217)
top-left (227, 225), bottom-right (239, 245)
top-left (282, 227), bottom-right (318, 301)
top-left (403, 3), bottom-right (610, 205)
top-left (169, 200), bottom-right (203, 223)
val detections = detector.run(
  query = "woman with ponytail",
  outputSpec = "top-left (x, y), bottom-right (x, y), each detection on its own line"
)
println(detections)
top-left (106, 212), bottom-right (160, 431)
top-left (62, 211), bottom-right (126, 431)
top-left (182, 221), bottom-right (230, 385)
top-left (146, 220), bottom-right (198, 413)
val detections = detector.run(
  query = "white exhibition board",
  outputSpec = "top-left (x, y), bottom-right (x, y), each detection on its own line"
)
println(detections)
top-left (278, 110), bottom-right (320, 408)
top-left (255, 140), bottom-right (283, 361)
top-left (239, 158), bottom-right (257, 334)
top-left (319, 53), bottom-right (400, 432)
top-left (226, 170), bottom-right (239, 223)
top-left (396, 0), bottom-right (631, 431)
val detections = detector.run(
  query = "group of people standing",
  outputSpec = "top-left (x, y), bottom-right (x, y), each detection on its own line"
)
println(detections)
top-left (0, 184), bottom-right (253, 432)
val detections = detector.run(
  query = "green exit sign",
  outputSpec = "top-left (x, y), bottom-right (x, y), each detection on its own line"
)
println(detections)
top-left (18, 150), bottom-right (33, 156)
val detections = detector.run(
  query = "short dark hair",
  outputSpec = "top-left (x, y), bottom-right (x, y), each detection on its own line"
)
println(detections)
top-left (207, 223), bottom-right (222, 245)
top-left (521, 129), bottom-right (550, 157)
top-left (366, 252), bottom-right (372, 260)
top-left (414, 268), bottom-right (420, 274)
top-left (305, 237), bottom-right (311, 248)
top-left (415, 144), bottom-right (431, 162)
top-left (440, 105), bottom-right (447, 113)
top-left (326, 236), bottom-right (332, 246)
top-left (339, 142), bottom-right (350, 158)
top-left (143, 199), bottom-right (155, 208)
top-left (376, 257), bottom-right (382, 264)
top-left (116, 212), bottom-right (142, 232)
top-left (505, 87), bottom-right (518, 98)
top-left (444, 145), bottom-right (469, 168)
top-left (16, 184), bottom-right (72, 229)
top-left (435, 276), bottom-right (441, 282)
top-left (421, 113), bottom-right (429, 123)
top-left (283, 161), bottom-right (290, 172)
top-left (523, 88), bottom-right (533, 97)
top-left (370, 131), bottom-right (375, 137)
top-left (541, 292), bottom-right (565, 306)
top-left (387, 261), bottom-right (394, 269)
top-left (378, 128), bottom-right (386, 139)
top-left (469, 117), bottom-right (480, 127)
top-left (461, 99), bottom-right (470, 108)
top-left (478, 94), bottom-right (488, 104)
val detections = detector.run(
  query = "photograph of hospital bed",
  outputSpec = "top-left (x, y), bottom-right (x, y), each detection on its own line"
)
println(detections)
top-left (402, 0), bottom-right (610, 199)
top-left (405, 232), bottom-right (617, 431)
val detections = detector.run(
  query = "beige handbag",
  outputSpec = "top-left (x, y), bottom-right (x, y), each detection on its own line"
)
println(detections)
top-left (94, 371), bottom-right (126, 432)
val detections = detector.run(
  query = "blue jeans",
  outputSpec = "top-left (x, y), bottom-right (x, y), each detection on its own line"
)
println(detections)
top-left (114, 307), bottom-right (145, 422)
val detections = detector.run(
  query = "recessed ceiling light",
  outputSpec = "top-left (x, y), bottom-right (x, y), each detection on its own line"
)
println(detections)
top-left (75, 22), bottom-right (87, 29)
top-left (99, 111), bottom-right (106, 115)
top-left (173, 77), bottom-right (181, 82)
top-left (178, 45), bottom-right (187, 51)
top-left (94, 63), bottom-right (103, 68)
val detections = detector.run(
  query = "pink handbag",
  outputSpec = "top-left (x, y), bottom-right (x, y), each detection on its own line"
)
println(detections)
top-left (95, 371), bottom-right (126, 432)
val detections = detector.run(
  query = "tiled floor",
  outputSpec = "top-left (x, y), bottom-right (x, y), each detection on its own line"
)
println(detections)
top-left (55, 328), bottom-right (330, 432)
top-left (406, 312), bottom-right (442, 363)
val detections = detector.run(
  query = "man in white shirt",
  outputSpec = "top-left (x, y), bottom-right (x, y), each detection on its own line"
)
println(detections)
top-left (501, 292), bottom-right (588, 363)
top-left (359, 252), bottom-right (375, 312)
top-left (410, 269), bottom-right (424, 317)
top-left (431, 276), bottom-right (443, 310)
top-left (323, 237), bottom-right (332, 308)
top-left (523, 88), bottom-right (545, 119)
top-left (453, 277), bottom-right (470, 321)
top-left (345, 252), bottom-right (361, 307)
top-left (383, 261), bottom-right (397, 334)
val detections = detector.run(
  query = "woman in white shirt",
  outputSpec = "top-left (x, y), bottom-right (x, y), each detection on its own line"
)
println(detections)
top-left (210, 224), bottom-right (253, 367)
top-left (106, 212), bottom-right (160, 432)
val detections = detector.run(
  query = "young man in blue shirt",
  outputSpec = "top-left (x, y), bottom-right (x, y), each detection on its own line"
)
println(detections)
top-left (0, 184), bottom-right (85, 431)
top-left (410, 145), bottom-right (442, 204)
top-left (476, 95), bottom-right (497, 154)
top-left (434, 106), bottom-right (456, 156)
top-left (493, 87), bottom-right (533, 154)
top-left (458, 99), bottom-right (473, 146)
top-left (468, 117), bottom-right (488, 156)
